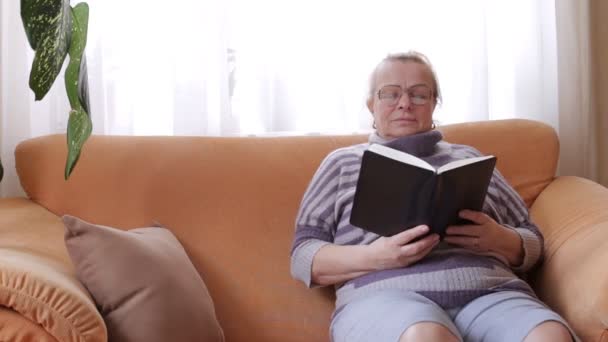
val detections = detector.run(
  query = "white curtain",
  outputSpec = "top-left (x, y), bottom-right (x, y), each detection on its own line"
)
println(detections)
top-left (0, 0), bottom-right (580, 196)
top-left (554, 0), bottom-right (596, 182)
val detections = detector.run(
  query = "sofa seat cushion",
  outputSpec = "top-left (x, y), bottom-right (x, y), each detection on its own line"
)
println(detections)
top-left (0, 198), bottom-right (107, 342)
top-left (63, 215), bottom-right (224, 342)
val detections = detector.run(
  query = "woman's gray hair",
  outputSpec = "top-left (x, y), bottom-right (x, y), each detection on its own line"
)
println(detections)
top-left (367, 51), bottom-right (442, 105)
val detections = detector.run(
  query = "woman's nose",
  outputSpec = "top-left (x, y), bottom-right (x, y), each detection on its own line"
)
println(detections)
top-left (397, 92), bottom-right (411, 109)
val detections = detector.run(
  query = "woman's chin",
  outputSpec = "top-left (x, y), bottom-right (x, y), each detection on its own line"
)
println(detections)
top-left (389, 125), bottom-right (423, 137)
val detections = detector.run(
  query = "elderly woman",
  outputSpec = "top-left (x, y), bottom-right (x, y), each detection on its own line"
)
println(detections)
top-left (290, 52), bottom-right (577, 342)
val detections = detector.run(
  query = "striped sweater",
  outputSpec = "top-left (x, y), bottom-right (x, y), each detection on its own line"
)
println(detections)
top-left (290, 129), bottom-right (543, 311)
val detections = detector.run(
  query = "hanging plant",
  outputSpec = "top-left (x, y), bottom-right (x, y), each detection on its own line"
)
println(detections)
top-left (16, 0), bottom-right (92, 181)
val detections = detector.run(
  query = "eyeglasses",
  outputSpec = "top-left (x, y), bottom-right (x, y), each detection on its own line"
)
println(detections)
top-left (377, 84), bottom-right (433, 106)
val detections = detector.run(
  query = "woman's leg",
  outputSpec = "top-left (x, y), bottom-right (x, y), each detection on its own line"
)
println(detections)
top-left (399, 322), bottom-right (460, 342)
top-left (524, 320), bottom-right (572, 342)
top-left (331, 290), bottom-right (462, 342)
top-left (451, 291), bottom-right (578, 342)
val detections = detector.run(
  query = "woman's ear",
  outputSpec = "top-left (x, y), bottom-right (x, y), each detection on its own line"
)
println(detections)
top-left (366, 98), bottom-right (374, 113)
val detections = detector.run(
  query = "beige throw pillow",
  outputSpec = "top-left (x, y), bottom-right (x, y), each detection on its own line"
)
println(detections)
top-left (63, 215), bottom-right (224, 342)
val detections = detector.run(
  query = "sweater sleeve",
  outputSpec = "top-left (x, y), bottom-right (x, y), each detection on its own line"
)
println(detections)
top-left (290, 151), bottom-right (342, 288)
top-left (457, 144), bottom-right (543, 272)
top-left (485, 169), bottom-right (544, 272)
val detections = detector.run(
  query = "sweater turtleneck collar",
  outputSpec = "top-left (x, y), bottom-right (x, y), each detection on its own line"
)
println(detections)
top-left (368, 129), bottom-right (443, 157)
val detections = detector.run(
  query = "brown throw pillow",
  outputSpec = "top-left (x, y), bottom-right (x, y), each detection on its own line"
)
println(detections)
top-left (63, 215), bottom-right (224, 342)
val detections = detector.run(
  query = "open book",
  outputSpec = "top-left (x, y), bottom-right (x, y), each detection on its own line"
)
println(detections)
top-left (350, 143), bottom-right (497, 237)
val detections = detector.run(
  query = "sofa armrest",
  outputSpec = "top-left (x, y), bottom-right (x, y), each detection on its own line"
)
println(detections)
top-left (530, 176), bottom-right (608, 342)
top-left (0, 306), bottom-right (57, 341)
top-left (0, 198), bottom-right (107, 342)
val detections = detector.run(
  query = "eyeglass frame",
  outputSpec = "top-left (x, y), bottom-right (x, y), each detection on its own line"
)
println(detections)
top-left (376, 84), bottom-right (435, 106)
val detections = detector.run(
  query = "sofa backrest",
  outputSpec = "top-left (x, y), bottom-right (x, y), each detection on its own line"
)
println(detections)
top-left (14, 118), bottom-right (558, 342)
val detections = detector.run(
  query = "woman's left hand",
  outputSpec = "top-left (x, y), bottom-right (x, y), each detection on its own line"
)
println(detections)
top-left (444, 210), bottom-right (524, 267)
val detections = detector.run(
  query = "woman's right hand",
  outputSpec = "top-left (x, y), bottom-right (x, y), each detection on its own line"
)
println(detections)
top-left (311, 225), bottom-right (440, 286)
top-left (368, 225), bottom-right (440, 270)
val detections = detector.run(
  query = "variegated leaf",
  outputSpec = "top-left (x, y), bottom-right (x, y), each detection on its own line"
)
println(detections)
top-left (65, 108), bottom-right (92, 180)
top-left (65, 3), bottom-right (89, 112)
top-left (23, 0), bottom-right (72, 100)
top-left (21, 0), bottom-right (67, 49)
top-left (64, 3), bottom-right (91, 179)
top-left (77, 57), bottom-right (91, 115)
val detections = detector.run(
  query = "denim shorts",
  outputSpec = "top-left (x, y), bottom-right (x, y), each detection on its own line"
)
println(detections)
top-left (330, 290), bottom-right (579, 342)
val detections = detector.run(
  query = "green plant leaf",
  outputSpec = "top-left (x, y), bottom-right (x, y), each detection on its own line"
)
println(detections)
top-left (77, 57), bottom-right (91, 115)
top-left (65, 108), bottom-right (92, 180)
top-left (64, 3), bottom-right (91, 180)
top-left (21, 0), bottom-right (65, 49)
top-left (65, 3), bottom-right (89, 113)
top-left (22, 0), bottom-right (72, 100)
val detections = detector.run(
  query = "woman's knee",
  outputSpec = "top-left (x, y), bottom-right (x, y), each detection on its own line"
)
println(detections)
top-left (524, 320), bottom-right (573, 342)
top-left (399, 322), bottom-right (460, 342)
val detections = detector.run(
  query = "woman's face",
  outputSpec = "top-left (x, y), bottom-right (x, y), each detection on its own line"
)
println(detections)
top-left (368, 60), bottom-right (436, 139)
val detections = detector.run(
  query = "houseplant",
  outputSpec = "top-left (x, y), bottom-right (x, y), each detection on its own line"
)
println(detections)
top-left (9, 0), bottom-right (92, 182)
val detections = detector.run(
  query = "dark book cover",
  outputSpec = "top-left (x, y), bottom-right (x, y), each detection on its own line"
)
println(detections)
top-left (350, 144), bottom-right (496, 237)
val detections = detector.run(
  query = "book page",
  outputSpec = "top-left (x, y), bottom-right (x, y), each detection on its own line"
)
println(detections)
top-left (437, 155), bottom-right (495, 174)
top-left (368, 144), bottom-right (435, 172)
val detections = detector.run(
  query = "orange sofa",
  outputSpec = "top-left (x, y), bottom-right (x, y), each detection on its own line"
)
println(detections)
top-left (0, 119), bottom-right (606, 341)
